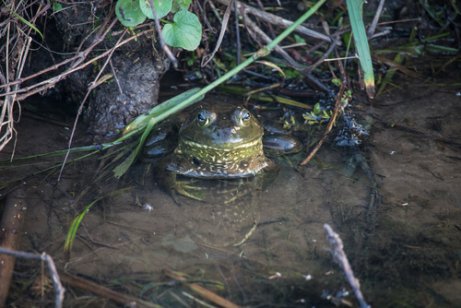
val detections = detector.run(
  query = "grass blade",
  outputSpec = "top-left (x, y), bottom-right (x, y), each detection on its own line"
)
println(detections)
top-left (64, 199), bottom-right (99, 252)
top-left (346, 0), bottom-right (375, 98)
top-left (12, 12), bottom-right (44, 40)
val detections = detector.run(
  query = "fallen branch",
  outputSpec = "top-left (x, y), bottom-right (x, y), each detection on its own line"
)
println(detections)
top-left (0, 247), bottom-right (64, 308)
top-left (163, 269), bottom-right (239, 308)
top-left (323, 224), bottom-right (370, 308)
top-left (0, 188), bottom-right (27, 306)
top-left (59, 272), bottom-right (160, 308)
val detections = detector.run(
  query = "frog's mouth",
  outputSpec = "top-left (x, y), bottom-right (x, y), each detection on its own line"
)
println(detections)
top-left (180, 137), bottom-right (261, 151)
top-left (167, 138), bottom-right (273, 178)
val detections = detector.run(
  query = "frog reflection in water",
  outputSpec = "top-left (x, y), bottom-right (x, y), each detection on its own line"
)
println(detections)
top-left (145, 101), bottom-right (301, 246)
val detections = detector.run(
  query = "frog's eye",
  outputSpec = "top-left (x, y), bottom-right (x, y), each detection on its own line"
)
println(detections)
top-left (196, 110), bottom-right (215, 126)
top-left (233, 108), bottom-right (252, 126)
top-left (241, 110), bottom-right (251, 121)
top-left (197, 111), bottom-right (207, 123)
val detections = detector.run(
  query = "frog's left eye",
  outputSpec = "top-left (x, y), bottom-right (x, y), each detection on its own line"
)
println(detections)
top-left (241, 110), bottom-right (251, 121)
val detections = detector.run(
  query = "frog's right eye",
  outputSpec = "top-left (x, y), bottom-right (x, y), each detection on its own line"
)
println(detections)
top-left (197, 111), bottom-right (207, 123)
top-left (196, 110), bottom-right (215, 126)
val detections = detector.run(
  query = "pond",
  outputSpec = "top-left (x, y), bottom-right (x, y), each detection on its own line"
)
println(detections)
top-left (1, 77), bottom-right (460, 307)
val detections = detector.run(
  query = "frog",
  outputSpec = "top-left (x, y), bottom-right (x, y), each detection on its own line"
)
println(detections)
top-left (144, 99), bottom-right (302, 179)
top-left (166, 102), bottom-right (274, 179)
top-left (141, 99), bottom-right (301, 247)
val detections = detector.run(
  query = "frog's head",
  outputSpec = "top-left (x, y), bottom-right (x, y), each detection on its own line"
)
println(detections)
top-left (168, 103), bottom-right (271, 178)
top-left (180, 103), bottom-right (263, 148)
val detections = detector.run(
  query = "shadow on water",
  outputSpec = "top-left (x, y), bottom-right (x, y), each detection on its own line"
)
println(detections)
top-left (1, 79), bottom-right (461, 307)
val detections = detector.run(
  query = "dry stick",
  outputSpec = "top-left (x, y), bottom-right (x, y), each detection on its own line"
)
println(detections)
top-left (0, 29), bottom-right (155, 100)
top-left (0, 22), bottom-right (12, 150)
top-left (163, 269), bottom-right (240, 308)
top-left (59, 272), bottom-right (159, 308)
top-left (233, 0), bottom-right (242, 64)
top-left (369, 29), bottom-right (392, 40)
top-left (323, 224), bottom-right (370, 308)
top-left (6, 35), bottom-right (32, 156)
top-left (214, 0), bottom-right (332, 43)
top-left (0, 247), bottom-right (65, 308)
top-left (0, 56), bottom-right (79, 90)
top-left (0, 16), bottom-right (117, 95)
top-left (205, 0), bottom-right (223, 23)
top-left (71, 16), bottom-right (117, 68)
top-left (202, 0), bottom-right (234, 67)
top-left (307, 38), bottom-right (340, 73)
top-left (148, 0), bottom-right (178, 68)
top-left (0, 25), bottom-right (32, 152)
top-left (244, 14), bottom-right (307, 71)
top-left (367, 0), bottom-right (386, 37)
top-left (0, 15), bottom-right (119, 92)
top-left (0, 188), bottom-right (27, 306)
top-left (299, 82), bottom-right (346, 166)
top-left (243, 14), bottom-right (332, 92)
top-left (109, 59), bottom-right (124, 94)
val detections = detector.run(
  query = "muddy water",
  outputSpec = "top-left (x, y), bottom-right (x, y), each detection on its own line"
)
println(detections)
top-left (1, 80), bottom-right (461, 307)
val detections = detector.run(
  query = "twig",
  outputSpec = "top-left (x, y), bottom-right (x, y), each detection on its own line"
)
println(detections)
top-left (0, 248), bottom-right (65, 308)
top-left (242, 12), bottom-right (334, 91)
top-left (0, 188), bottom-right (27, 306)
top-left (164, 269), bottom-right (240, 308)
top-left (59, 272), bottom-right (159, 308)
top-left (243, 13), bottom-right (307, 71)
top-left (233, 0), bottom-right (241, 64)
top-left (71, 16), bottom-right (117, 68)
top-left (367, 0), bottom-right (386, 37)
top-left (109, 59), bottom-right (123, 95)
top-left (148, 0), bottom-right (178, 68)
top-left (300, 81), bottom-right (346, 165)
top-left (202, 0), bottom-right (234, 67)
top-left (309, 37), bottom-right (340, 72)
top-left (323, 224), bottom-right (370, 308)
top-left (214, 0), bottom-right (332, 43)
top-left (0, 27), bottom-right (32, 152)
top-left (0, 29), bottom-right (155, 100)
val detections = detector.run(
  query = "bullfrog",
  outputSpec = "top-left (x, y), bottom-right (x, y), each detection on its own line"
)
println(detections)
top-left (144, 99), bottom-right (302, 179)
top-left (142, 99), bottom-right (301, 247)
top-left (166, 102), bottom-right (273, 179)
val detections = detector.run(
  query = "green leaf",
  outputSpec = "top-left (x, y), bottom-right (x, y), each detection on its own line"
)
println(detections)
top-left (12, 12), bottom-right (44, 40)
top-left (116, 0), bottom-right (146, 27)
top-left (114, 118), bottom-right (157, 178)
top-left (162, 10), bottom-right (202, 51)
top-left (52, 2), bottom-right (63, 12)
top-left (172, 0), bottom-right (191, 12)
top-left (313, 103), bottom-right (321, 114)
top-left (293, 34), bottom-right (306, 44)
top-left (139, 0), bottom-right (172, 19)
top-left (64, 187), bottom-right (131, 252)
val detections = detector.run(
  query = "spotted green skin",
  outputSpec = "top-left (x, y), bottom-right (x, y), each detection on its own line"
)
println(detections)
top-left (166, 103), bottom-right (272, 178)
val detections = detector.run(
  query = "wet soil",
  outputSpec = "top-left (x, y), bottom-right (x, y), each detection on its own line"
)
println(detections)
top-left (1, 76), bottom-right (460, 307)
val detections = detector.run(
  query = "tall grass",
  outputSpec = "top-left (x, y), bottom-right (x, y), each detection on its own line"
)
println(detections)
top-left (346, 0), bottom-right (375, 98)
